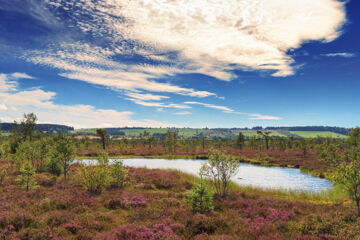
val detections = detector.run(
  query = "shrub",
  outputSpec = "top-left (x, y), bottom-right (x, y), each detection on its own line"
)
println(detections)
top-left (16, 161), bottom-right (38, 191)
top-left (47, 157), bottom-right (63, 176)
top-left (78, 153), bottom-right (112, 194)
top-left (110, 159), bottom-right (129, 188)
top-left (200, 149), bottom-right (240, 197)
top-left (185, 178), bottom-right (213, 214)
top-left (0, 167), bottom-right (7, 185)
top-left (78, 162), bottom-right (110, 195)
top-left (333, 156), bottom-right (360, 216)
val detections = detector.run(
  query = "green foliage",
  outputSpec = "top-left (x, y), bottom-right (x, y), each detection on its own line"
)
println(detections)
top-left (333, 148), bottom-right (360, 216)
top-left (79, 154), bottom-right (111, 194)
top-left (165, 130), bottom-right (177, 152)
top-left (14, 140), bottom-right (40, 170)
top-left (96, 128), bottom-right (107, 150)
top-left (185, 178), bottom-right (213, 213)
top-left (110, 159), bottom-right (129, 188)
top-left (347, 127), bottom-right (360, 147)
top-left (236, 132), bottom-right (245, 149)
top-left (16, 161), bottom-right (38, 191)
top-left (257, 130), bottom-right (272, 150)
top-left (53, 135), bottom-right (75, 181)
top-left (97, 151), bottom-right (109, 164)
top-left (13, 138), bottom-right (52, 172)
top-left (47, 157), bottom-right (63, 176)
top-left (320, 143), bottom-right (340, 165)
top-left (21, 113), bottom-right (38, 141)
top-left (200, 149), bottom-right (240, 197)
top-left (0, 167), bottom-right (7, 185)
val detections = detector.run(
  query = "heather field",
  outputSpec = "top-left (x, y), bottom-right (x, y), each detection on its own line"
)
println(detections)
top-left (1, 116), bottom-right (360, 239)
top-left (1, 159), bottom-right (359, 240)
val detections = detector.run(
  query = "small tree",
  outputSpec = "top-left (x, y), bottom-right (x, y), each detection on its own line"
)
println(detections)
top-left (47, 157), bottom-right (63, 176)
top-left (257, 130), bottom-right (271, 150)
top-left (185, 177), bottom-right (213, 213)
top-left (16, 161), bottom-right (38, 191)
top-left (54, 135), bottom-right (75, 181)
top-left (200, 149), bottom-right (240, 197)
top-left (21, 113), bottom-right (38, 141)
top-left (96, 128), bottom-right (107, 150)
top-left (333, 158), bottom-right (360, 217)
top-left (0, 168), bottom-right (7, 185)
top-left (79, 153), bottom-right (111, 194)
top-left (347, 127), bottom-right (360, 148)
top-left (111, 159), bottom-right (129, 188)
top-left (236, 132), bottom-right (245, 150)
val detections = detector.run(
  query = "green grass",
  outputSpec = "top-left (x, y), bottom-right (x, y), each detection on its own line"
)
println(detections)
top-left (290, 131), bottom-right (347, 138)
top-left (229, 182), bottom-right (347, 205)
top-left (70, 129), bottom-right (97, 135)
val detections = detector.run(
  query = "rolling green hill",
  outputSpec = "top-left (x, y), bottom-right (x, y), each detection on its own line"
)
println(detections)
top-left (289, 131), bottom-right (347, 138)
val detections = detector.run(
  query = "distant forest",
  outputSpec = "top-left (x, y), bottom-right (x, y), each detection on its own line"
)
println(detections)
top-left (1, 123), bottom-right (74, 133)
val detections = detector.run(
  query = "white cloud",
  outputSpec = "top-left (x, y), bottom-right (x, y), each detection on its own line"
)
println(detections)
top-left (324, 52), bottom-right (355, 58)
top-left (248, 114), bottom-right (281, 120)
top-left (0, 73), bottom-right (179, 128)
top-left (127, 98), bottom-right (190, 109)
top-left (0, 104), bottom-right (7, 111)
top-left (174, 111), bottom-right (191, 115)
top-left (27, 42), bottom-right (216, 99)
top-left (42, 0), bottom-right (345, 78)
top-left (184, 101), bottom-right (241, 114)
top-left (124, 92), bottom-right (169, 101)
top-left (11, 72), bottom-right (35, 79)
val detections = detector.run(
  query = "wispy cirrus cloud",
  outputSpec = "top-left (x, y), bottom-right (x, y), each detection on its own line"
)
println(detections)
top-left (248, 114), bottom-right (281, 120)
top-left (324, 52), bottom-right (356, 58)
top-left (126, 98), bottom-right (190, 109)
top-left (124, 92), bottom-right (170, 101)
top-left (174, 111), bottom-right (192, 115)
top-left (27, 42), bottom-right (216, 100)
top-left (184, 101), bottom-right (241, 114)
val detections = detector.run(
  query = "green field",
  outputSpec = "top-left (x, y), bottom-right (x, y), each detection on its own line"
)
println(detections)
top-left (289, 131), bottom-right (347, 138)
top-left (70, 128), bottom-right (287, 138)
top-left (30, 128), bottom-right (349, 139)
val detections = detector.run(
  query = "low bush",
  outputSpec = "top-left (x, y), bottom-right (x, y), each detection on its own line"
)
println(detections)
top-left (78, 154), bottom-right (111, 195)
top-left (110, 160), bottom-right (129, 188)
top-left (16, 161), bottom-right (38, 191)
top-left (185, 178), bottom-right (213, 214)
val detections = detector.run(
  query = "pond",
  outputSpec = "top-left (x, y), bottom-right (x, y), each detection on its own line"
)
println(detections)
top-left (80, 158), bottom-right (333, 193)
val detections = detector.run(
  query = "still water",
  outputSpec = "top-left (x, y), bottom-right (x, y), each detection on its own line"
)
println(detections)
top-left (80, 158), bottom-right (333, 193)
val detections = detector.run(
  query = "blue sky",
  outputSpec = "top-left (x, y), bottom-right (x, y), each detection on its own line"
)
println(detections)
top-left (0, 0), bottom-right (359, 129)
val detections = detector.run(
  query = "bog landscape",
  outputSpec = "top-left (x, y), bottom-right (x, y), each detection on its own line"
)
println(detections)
top-left (0, 0), bottom-right (360, 239)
